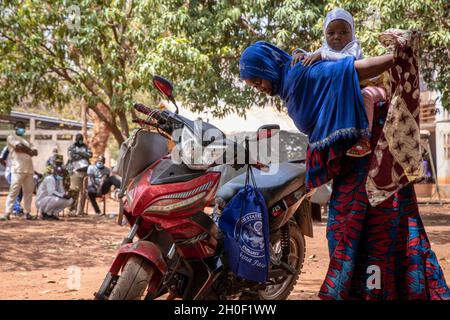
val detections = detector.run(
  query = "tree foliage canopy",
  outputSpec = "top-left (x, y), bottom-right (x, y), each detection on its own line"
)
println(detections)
top-left (1, 0), bottom-right (448, 145)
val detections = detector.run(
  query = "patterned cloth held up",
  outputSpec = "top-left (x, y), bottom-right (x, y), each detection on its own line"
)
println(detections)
top-left (366, 30), bottom-right (424, 206)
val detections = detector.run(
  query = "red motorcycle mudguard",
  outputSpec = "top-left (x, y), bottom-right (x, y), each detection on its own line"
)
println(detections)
top-left (109, 241), bottom-right (168, 276)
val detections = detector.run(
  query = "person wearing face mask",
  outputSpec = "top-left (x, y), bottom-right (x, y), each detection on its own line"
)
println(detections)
top-left (46, 147), bottom-right (60, 167)
top-left (67, 133), bottom-right (92, 216)
top-left (1, 121), bottom-right (38, 221)
top-left (35, 166), bottom-right (73, 220)
top-left (0, 145), bottom-right (24, 216)
top-left (86, 155), bottom-right (121, 215)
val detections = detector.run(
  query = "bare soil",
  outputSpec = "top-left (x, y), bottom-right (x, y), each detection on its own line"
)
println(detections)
top-left (0, 196), bottom-right (449, 300)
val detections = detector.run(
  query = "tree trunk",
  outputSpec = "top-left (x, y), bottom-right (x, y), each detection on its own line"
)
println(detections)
top-left (81, 102), bottom-right (88, 140)
top-left (90, 102), bottom-right (126, 146)
top-left (118, 110), bottom-right (130, 138)
top-left (88, 103), bottom-right (112, 159)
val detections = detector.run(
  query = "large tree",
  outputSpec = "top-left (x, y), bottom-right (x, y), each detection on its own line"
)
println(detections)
top-left (1, 0), bottom-right (448, 147)
top-left (0, 0), bottom-right (326, 147)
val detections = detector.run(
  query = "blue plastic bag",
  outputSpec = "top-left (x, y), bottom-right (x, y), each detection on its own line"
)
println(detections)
top-left (219, 169), bottom-right (270, 283)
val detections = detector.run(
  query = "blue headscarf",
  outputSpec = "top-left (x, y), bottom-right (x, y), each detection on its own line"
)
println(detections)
top-left (239, 41), bottom-right (369, 151)
top-left (239, 41), bottom-right (291, 96)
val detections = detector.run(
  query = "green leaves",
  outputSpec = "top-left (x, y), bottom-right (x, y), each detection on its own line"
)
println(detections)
top-left (1, 0), bottom-right (449, 146)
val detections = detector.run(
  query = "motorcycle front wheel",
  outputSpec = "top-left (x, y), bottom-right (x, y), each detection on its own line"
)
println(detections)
top-left (108, 255), bottom-right (154, 300)
top-left (240, 220), bottom-right (305, 300)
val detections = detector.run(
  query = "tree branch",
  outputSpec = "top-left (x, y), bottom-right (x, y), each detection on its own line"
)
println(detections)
top-left (118, 110), bottom-right (130, 138)
top-left (238, 16), bottom-right (263, 37)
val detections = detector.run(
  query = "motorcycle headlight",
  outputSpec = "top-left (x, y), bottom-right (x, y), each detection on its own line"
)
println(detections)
top-left (178, 126), bottom-right (226, 170)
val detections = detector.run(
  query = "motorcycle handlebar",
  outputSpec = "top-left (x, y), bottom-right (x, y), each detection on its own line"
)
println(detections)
top-left (133, 103), bottom-right (162, 121)
top-left (133, 102), bottom-right (184, 135)
top-left (133, 103), bottom-right (268, 171)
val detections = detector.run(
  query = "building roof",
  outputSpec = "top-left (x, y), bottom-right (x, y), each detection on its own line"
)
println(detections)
top-left (0, 111), bottom-right (94, 130)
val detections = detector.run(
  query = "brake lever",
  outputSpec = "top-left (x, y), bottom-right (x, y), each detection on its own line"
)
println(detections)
top-left (132, 118), bottom-right (158, 128)
top-left (253, 162), bottom-right (270, 172)
top-left (132, 118), bottom-right (174, 141)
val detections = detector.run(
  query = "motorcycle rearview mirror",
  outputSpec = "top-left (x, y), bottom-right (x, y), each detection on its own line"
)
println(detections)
top-left (152, 75), bottom-right (179, 114)
top-left (256, 124), bottom-right (280, 141)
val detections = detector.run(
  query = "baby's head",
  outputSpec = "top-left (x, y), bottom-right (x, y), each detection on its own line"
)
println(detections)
top-left (323, 8), bottom-right (355, 51)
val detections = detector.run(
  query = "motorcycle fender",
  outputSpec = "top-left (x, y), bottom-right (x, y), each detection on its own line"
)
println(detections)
top-left (109, 240), bottom-right (168, 276)
top-left (294, 199), bottom-right (314, 238)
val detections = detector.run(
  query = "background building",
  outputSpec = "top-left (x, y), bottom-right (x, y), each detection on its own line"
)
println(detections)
top-left (435, 98), bottom-right (450, 197)
top-left (417, 89), bottom-right (450, 199)
top-left (0, 111), bottom-right (93, 190)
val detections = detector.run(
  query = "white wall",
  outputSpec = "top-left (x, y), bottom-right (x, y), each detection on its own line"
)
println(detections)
top-left (435, 98), bottom-right (450, 184)
top-left (32, 139), bottom-right (74, 173)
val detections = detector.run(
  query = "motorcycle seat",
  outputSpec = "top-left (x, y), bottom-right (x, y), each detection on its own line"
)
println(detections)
top-left (215, 162), bottom-right (306, 208)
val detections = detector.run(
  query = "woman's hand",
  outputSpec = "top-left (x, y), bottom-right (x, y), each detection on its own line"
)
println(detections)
top-left (302, 52), bottom-right (322, 66)
top-left (291, 52), bottom-right (305, 66)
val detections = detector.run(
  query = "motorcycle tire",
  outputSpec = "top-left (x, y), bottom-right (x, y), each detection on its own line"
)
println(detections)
top-left (240, 220), bottom-right (305, 300)
top-left (108, 255), bottom-right (154, 300)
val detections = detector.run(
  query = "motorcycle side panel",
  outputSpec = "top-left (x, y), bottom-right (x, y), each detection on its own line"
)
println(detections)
top-left (294, 199), bottom-right (314, 238)
top-left (268, 188), bottom-right (306, 231)
top-left (269, 201), bottom-right (300, 232)
top-left (125, 162), bottom-right (220, 218)
top-left (150, 159), bottom-right (204, 185)
top-left (143, 212), bottom-right (219, 259)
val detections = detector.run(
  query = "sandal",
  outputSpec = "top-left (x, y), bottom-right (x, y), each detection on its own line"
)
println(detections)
top-left (347, 140), bottom-right (372, 158)
top-left (41, 213), bottom-right (53, 220)
top-left (24, 213), bottom-right (37, 220)
top-left (68, 211), bottom-right (78, 217)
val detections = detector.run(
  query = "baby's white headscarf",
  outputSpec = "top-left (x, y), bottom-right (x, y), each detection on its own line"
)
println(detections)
top-left (323, 8), bottom-right (355, 40)
top-left (319, 7), bottom-right (362, 60)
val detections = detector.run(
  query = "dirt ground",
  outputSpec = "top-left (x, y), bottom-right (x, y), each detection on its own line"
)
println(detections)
top-left (0, 195), bottom-right (449, 300)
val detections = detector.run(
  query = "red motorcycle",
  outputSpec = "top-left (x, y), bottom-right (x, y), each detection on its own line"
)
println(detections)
top-left (95, 76), bottom-right (314, 300)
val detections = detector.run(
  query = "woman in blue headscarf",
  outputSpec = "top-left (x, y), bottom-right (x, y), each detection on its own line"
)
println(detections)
top-left (239, 39), bottom-right (450, 300)
top-left (240, 41), bottom-right (392, 152)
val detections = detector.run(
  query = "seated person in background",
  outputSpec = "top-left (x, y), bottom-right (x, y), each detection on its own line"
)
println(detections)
top-left (35, 166), bottom-right (73, 220)
top-left (45, 153), bottom-right (67, 180)
top-left (87, 155), bottom-right (121, 215)
top-left (44, 153), bottom-right (75, 199)
top-left (46, 147), bottom-right (60, 167)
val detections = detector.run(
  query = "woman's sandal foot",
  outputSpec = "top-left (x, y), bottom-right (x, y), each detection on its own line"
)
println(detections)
top-left (347, 141), bottom-right (372, 158)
